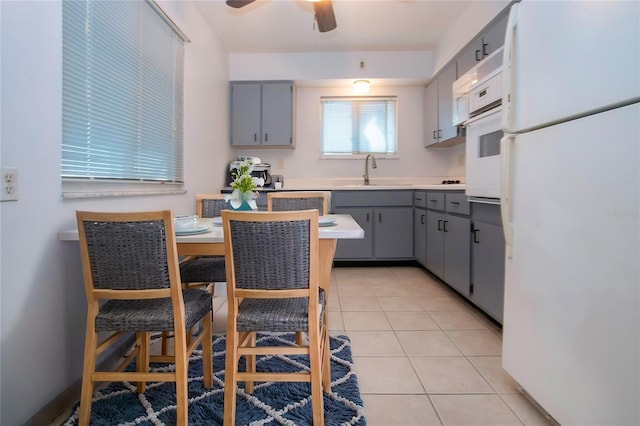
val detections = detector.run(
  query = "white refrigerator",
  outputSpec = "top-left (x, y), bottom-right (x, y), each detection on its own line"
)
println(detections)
top-left (500, 1), bottom-right (640, 425)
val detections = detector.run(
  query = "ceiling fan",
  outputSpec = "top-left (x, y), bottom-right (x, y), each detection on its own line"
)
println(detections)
top-left (225, 0), bottom-right (337, 33)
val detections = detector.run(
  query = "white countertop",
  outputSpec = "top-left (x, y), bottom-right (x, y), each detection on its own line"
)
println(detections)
top-left (264, 177), bottom-right (465, 191)
top-left (58, 214), bottom-right (364, 242)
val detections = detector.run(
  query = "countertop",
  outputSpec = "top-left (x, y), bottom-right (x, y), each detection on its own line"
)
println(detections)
top-left (225, 178), bottom-right (466, 192)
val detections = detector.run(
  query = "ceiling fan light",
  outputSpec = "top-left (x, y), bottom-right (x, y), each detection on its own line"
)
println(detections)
top-left (353, 80), bottom-right (370, 94)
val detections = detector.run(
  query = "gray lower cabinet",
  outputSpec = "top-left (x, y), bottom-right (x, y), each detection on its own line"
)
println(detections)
top-left (413, 191), bottom-right (428, 267)
top-left (333, 190), bottom-right (413, 261)
top-left (470, 203), bottom-right (505, 323)
top-left (332, 207), bottom-right (374, 259)
top-left (425, 191), bottom-right (471, 298)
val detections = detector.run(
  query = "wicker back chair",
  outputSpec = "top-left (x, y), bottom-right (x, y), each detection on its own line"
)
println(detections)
top-left (75, 210), bottom-right (213, 425)
top-left (267, 191), bottom-right (329, 215)
top-left (222, 210), bottom-right (327, 425)
top-left (178, 194), bottom-right (228, 286)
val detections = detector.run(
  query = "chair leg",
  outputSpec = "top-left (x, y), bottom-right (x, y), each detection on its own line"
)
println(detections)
top-left (322, 314), bottom-right (331, 392)
top-left (223, 331), bottom-right (239, 426)
top-left (136, 332), bottom-right (150, 393)
top-left (174, 326), bottom-right (189, 426)
top-left (79, 312), bottom-right (99, 426)
top-left (202, 312), bottom-right (213, 389)
top-left (244, 332), bottom-right (256, 394)
top-left (308, 328), bottom-right (325, 426)
top-left (161, 331), bottom-right (171, 356)
top-left (295, 331), bottom-right (304, 346)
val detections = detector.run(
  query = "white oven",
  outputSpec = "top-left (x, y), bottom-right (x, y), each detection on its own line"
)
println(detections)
top-left (463, 56), bottom-right (504, 202)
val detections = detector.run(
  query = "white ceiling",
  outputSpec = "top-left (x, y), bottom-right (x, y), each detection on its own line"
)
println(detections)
top-left (195, 0), bottom-right (474, 54)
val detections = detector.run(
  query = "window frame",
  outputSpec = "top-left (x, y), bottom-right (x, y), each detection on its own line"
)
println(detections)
top-left (61, 0), bottom-right (189, 199)
top-left (320, 96), bottom-right (399, 160)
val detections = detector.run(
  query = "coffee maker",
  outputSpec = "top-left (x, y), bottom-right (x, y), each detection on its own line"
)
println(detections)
top-left (228, 157), bottom-right (279, 189)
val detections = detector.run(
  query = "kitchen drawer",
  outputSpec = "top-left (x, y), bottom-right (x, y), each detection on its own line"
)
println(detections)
top-left (445, 192), bottom-right (471, 215)
top-left (426, 192), bottom-right (445, 211)
top-left (414, 191), bottom-right (428, 208)
top-left (332, 190), bottom-right (413, 207)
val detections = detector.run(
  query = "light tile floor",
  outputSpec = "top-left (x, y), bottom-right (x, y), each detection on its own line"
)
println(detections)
top-left (53, 265), bottom-right (558, 426)
top-left (322, 266), bottom-right (557, 426)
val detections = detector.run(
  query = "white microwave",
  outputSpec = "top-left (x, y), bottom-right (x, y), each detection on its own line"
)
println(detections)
top-left (451, 46), bottom-right (504, 126)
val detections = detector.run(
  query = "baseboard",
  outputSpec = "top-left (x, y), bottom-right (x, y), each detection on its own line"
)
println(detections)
top-left (22, 333), bottom-right (136, 426)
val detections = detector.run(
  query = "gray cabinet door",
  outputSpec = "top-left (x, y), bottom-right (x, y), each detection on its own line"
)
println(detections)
top-left (457, 39), bottom-right (484, 77)
top-left (424, 81), bottom-right (439, 147)
top-left (375, 207), bottom-right (414, 259)
top-left (482, 13), bottom-right (508, 58)
top-left (456, 12), bottom-right (508, 77)
top-left (334, 207), bottom-right (373, 259)
top-left (261, 82), bottom-right (293, 146)
top-left (426, 210), bottom-right (445, 279)
top-left (230, 83), bottom-right (261, 146)
top-left (437, 62), bottom-right (458, 141)
top-left (443, 215), bottom-right (471, 297)
top-left (414, 208), bottom-right (427, 267)
top-left (471, 221), bottom-right (505, 323)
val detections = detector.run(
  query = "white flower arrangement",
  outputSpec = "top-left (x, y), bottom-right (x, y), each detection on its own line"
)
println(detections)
top-left (225, 160), bottom-right (264, 210)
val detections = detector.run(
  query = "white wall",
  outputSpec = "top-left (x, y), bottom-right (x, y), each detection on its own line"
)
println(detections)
top-left (235, 84), bottom-right (459, 180)
top-left (0, 1), bottom-right (231, 424)
top-left (230, 50), bottom-right (433, 82)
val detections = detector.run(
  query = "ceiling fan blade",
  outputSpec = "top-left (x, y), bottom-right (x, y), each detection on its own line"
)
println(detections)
top-left (226, 0), bottom-right (256, 8)
top-left (313, 0), bottom-right (337, 33)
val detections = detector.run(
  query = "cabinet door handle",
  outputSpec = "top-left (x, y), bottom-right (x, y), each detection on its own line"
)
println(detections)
top-left (254, 133), bottom-right (257, 142)
top-left (437, 219), bottom-right (442, 231)
top-left (475, 49), bottom-right (482, 61)
top-left (421, 214), bottom-right (425, 225)
top-left (378, 212), bottom-right (382, 222)
top-left (437, 129), bottom-right (442, 138)
top-left (366, 212), bottom-right (370, 222)
top-left (473, 229), bottom-right (480, 243)
top-left (264, 133), bottom-right (268, 142)
top-left (450, 201), bottom-right (460, 205)
top-left (482, 42), bottom-right (488, 57)
top-left (433, 130), bottom-right (438, 140)
top-left (443, 220), bottom-right (448, 232)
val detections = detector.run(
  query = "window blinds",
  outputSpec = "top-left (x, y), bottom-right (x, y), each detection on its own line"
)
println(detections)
top-left (321, 97), bottom-right (397, 155)
top-left (62, 0), bottom-right (185, 183)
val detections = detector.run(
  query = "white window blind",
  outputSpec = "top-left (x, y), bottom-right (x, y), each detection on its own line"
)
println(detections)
top-left (62, 0), bottom-right (186, 184)
top-left (321, 97), bottom-right (397, 155)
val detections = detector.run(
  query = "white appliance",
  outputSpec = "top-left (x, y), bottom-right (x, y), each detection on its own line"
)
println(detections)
top-left (464, 59), bottom-right (504, 200)
top-left (500, 2), bottom-right (640, 425)
top-left (452, 47), bottom-right (503, 126)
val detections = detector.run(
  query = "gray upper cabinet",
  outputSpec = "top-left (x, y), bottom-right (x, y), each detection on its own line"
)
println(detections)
top-left (424, 62), bottom-right (459, 147)
top-left (230, 81), bottom-right (294, 147)
top-left (457, 12), bottom-right (509, 76)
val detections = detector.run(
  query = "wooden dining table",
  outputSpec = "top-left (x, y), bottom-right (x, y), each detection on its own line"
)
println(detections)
top-left (59, 213), bottom-right (365, 291)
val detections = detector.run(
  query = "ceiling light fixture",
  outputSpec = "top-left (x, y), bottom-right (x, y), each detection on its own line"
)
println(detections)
top-left (353, 79), bottom-right (370, 94)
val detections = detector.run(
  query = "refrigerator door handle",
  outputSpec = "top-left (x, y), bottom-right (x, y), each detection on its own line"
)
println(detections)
top-left (502, 3), bottom-right (519, 134)
top-left (500, 134), bottom-right (515, 258)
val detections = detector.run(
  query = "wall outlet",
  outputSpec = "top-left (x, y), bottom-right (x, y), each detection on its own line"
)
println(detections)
top-left (1, 167), bottom-right (19, 201)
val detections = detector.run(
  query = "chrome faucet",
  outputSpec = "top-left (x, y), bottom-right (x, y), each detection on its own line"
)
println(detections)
top-left (363, 154), bottom-right (378, 185)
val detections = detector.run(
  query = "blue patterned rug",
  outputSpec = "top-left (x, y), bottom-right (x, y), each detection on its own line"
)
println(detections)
top-left (63, 333), bottom-right (366, 425)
